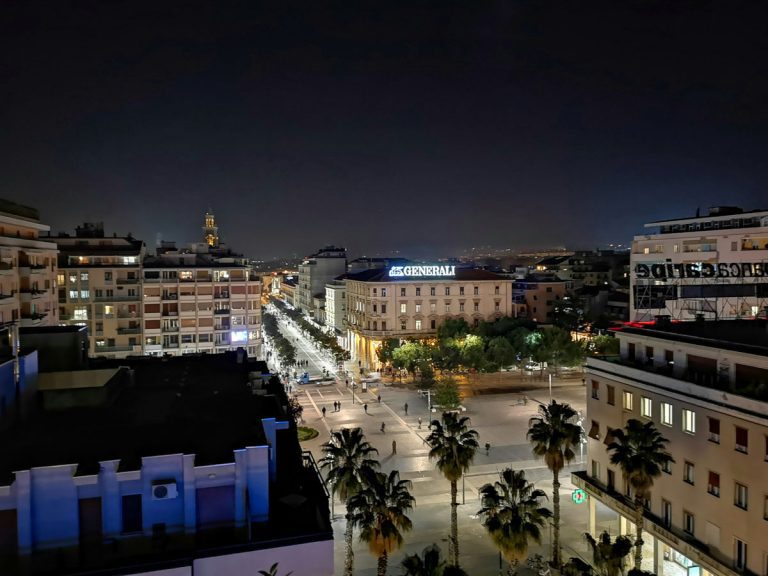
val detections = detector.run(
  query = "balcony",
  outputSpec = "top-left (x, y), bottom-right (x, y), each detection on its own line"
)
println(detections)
top-left (21, 312), bottom-right (48, 326)
top-left (214, 309), bottom-right (230, 315)
top-left (94, 345), bottom-right (135, 353)
top-left (164, 342), bottom-right (180, 349)
top-left (162, 310), bottom-right (179, 317)
top-left (0, 261), bottom-right (14, 275)
top-left (117, 311), bottom-right (141, 319)
top-left (94, 295), bottom-right (140, 302)
top-left (162, 325), bottom-right (179, 333)
top-left (214, 293), bottom-right (230, 299)
top-left (116, 278), bottom-right (139, 285)
top-left (214, 325), bottom-right (231, 331)
top-left (20, 289), bottom-right (47, 302)
top-left (162, 293), bottom-right (179, 301)
top-left (117, 327), bottom-right (141, 335)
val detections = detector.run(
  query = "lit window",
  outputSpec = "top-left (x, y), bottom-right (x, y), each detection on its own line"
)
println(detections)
top-left (734, 482), bottom-right (748, 510)
top-left (683, 461), bottom-right (694, 484)
top-left (80, 290), bottom-right (90, 299)
top-left (400, 303), bottom-right (407, 314)
top-left (660, 402), bottom-right (673, 426)
top-left (80, 272), bottom-right (89, 281)
top-left (682, 409), bottom-right (696, 434)
top-left (415, 319), bottom-right (422, 330)
top-left (73, 307), bottom-right (88, 321)
top-left (415, 303), bottom-right (421, 313)
top-left (640, 396), bottom-right (652, 418)
top-left (707, 471), bottom-right (720, 496)
top-left (430, 303), bottom-right (436, 313)
top-left (622, 391), bottom-right (634, 411)
top-left (69, 290), bottom-right (78, 300)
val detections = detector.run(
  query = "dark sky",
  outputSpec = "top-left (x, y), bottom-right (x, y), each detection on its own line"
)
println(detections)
top-left (2, 1), bottom-right (768, 259)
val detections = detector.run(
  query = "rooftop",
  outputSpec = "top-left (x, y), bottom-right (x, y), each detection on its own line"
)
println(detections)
top-left (0, 353), bottom-right (277, 484)
top-left (344, 267), bottom-right (506, 282)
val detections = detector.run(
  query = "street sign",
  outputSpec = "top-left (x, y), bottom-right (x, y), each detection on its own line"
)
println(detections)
top-left (572, 489), bottom-right (587, 504)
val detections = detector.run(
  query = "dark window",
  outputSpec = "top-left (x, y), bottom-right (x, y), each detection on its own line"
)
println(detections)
top-left (430, 319), bottom-right (436, 329)
top-left (122, 495), bottom-right (142, 533)
top-left (607, 469), bottom-right (615, 490)
top-left (607, 385), bottom-right (615, 406)
top-left (591, 380), bottom-right (599, 399)
top-left (628, 343), bottom-right (636, 361)
top-left (588, 421), bottom-right (600, 440)
top-left (708, 418), bottom-right (720, 443)
top-left (736, 427), bottom-right (749, 453)
top-left (707, 471), bottom-right (720, 497)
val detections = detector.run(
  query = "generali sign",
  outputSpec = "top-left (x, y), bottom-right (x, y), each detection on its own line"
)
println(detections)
top-left (388, 265), bottom-right (456, 278)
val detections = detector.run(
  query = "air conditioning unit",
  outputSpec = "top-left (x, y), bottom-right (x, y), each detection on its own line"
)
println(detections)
top-left (151, 481), bottom-right (179, 500)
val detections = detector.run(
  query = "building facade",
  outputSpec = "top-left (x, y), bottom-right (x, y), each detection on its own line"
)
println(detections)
top-left (324, 280), bottom-right (346, 334)
top-left (345, 266), bottom-right (513, 368)
top-left (0, 200), bottom-right (58, 329)
top-left (142, 248), bottom-right (261, 357)
top-left (631, 207), bottom-right (768, 322)
top-left (296, 247), bottom-right (346, 317)
top-left (574, 319), bottom-right (768, 576)
top-left (510, 275), bottom-right (568, 323)
top-left (54, 224), bottom-right (146, 358)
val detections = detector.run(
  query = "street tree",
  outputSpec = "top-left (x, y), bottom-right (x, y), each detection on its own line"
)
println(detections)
top-left (585, 531), bottom-right (633, 576)
top-left (607, 419), bottom-right (674, 571)
top-left (477, 468), bottom-right (552, 575)
top-left (527, 401), bottom-right (583, 568)
top-left (401, 544), bottom-right (446, 576)
top-left (320, 428), bottom-right (380, 576)
top-left (426, 412), bottom-right (479, 567)
top-left (349, 470), bottom-right (415, 576)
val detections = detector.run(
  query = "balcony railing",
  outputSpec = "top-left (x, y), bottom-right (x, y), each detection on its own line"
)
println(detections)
top-left (162, 326), bottom-right (180, 332)
top-left (94, 345), bottom-right (134, 353)
top-left (117, 327), bottom-right (141, 335)
top-left (214, 309), bottom-right (230, 315)
top-left (116, 278), bottom-right (139, 285)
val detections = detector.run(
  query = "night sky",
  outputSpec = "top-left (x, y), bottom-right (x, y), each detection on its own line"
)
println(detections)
top-left (2, 1), bottom-right (767, 259)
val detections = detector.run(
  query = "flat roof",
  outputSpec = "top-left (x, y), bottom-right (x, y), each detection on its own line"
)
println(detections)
top-left (644, 208), bottom-right (768, 227)
top-left (0, 353), bottom-right (278, 483)
top-left (619, 319), bottom-right (768, 357)
top-left (344, 267), bottom-right (506, 282)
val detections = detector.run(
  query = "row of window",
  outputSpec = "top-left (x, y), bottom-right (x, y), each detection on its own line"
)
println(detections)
top-left (370, 285), bottom-right (501, 297)
top-left (591, 381), bottom-right (768, 457)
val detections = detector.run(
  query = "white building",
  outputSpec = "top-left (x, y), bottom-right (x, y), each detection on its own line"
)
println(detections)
top-left (631, 207), bottom-right (768, 321)
top-left (324, 280), bottom-right (346, 334)
top-left (345, 265), bottom-right (513, 368)
top-left (574, 318), bottom-right (768, 576)
top-left (296, 247), bottom-right (346, 319)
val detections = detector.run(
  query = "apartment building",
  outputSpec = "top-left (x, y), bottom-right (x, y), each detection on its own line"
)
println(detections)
top-left (631, 206), bottom-right (768, 322)
top-left (510, 274), bottom-right (568, 323)
top-left (0, 352), bottom-right (332, 576)
top-left (54, 223), bottom-right (146, 358)
top-left (0, 199), bottom-right (58, 328)
top-left (573, 318), bottom-right (768, 576)
top-left (142, 246), bottom-right (261, 357)
top-left (296, 246), bottom-right (346, 318)
top-left (345, 265), bottom-right (513, 368)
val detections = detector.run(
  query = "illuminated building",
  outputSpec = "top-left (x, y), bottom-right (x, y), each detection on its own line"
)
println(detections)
top-left (631, 207), bottom-right (768, 321)
top-left (54, 223), bottom-right (146, 358)
top-left (142, 243), bottom-right (261, 357)
top-left (344, 266), bottom-right (513, 368)
top-left (296, 246), bottom-right (346, 320)
top-left (0, 199), bottom-right (58, 329)
top-left (574, 318), bottom-right (768, 576)
top-left (202, 209), bottom-right (219, 248)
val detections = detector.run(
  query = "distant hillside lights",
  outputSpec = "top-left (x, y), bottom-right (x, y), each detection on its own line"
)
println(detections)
top-left (388, 265), bottom-right (456, 278)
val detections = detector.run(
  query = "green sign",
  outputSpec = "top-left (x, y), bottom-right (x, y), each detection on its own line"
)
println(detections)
top-left (572, 489), bottom-right (587, 504)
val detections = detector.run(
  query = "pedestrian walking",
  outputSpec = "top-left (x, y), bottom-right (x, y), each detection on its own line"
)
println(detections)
top-left (404, 402), bottom-right (408, 415)
top-left (345, 379), bottom-right (349, 388)
top-left (485, 442), bottom-right (491, 456)
top-left (381, 422), bottom-right (386, 434)
top-left (338, 400), bottom-right (341, 411)
top-left (418, 416), bottom-right (422, 429)
top-left (377, 394), bottom-right (381, 403)
top-left (364, 403), bottom-right (368, 414)
top-left (392, 440), bottom-right (397, 455)
top-left (322, 406), bottom-right (326, 418)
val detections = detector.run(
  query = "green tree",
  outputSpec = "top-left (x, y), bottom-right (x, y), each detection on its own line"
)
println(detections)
top-left (320, 428), bottom-right (380, 576)
top-left (350, 470), bottom-right (415, 576)
top-left (401, 544), bottom-right (446, 576)
top-left (585, 531), bottom-right (633, 576)
top-left (477, 468), bottom-right (552, 575)
top-left (487, 336), bottom-right (516, 370)
top-left (432, 338), bottom-right (462, 373)
top-left (551, 295), bottom-right (583, 332)
top-left (527, 401), bottom-right (583, 568)
top-left (393, 341), bottom-right (430, 377)
top-left (433, 377), bottom-right (461, 410)
top-left (588, 334), bottom-right (620, 356)
top-left (426, 412), bottom-right (480, 567)
top-left (376, 338), bottom-right (401, 368)
top-left (460, 334), bottom-right (486, 371)
top-left (538, 327), bottom-right (584, 374)
top-left (438, 317), bottom-right (471, 340)
top-left (607, 420), bottom-right (674, 571)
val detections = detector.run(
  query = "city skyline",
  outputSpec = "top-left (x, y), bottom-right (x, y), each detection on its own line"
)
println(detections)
top-left (3, 3), bottom-right (767, 257)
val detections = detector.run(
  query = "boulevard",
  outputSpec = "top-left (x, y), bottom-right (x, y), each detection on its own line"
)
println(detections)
top-left (268, 309), bottom-right (595, 576)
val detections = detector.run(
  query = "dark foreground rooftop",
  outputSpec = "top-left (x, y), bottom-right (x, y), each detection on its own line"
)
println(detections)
top-left (0, 353), bottom-right (277, 484)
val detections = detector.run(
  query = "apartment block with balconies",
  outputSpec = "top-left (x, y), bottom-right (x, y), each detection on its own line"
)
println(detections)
top-left (52, 224), bottom-right (145, 358)
top-left (574, 318), bottom-right (768, 576)
top-left (142, 247), bottom-right (261, 357)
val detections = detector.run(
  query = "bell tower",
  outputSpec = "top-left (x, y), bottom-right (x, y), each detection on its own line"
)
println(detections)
top-left (202, 209), bottom-right (219, 248)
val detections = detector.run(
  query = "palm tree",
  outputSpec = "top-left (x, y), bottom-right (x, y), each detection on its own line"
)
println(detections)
top-left (320, 427), bottom-right (380, 576)
top-left (401, 544), bottom-right (446, 576)
top-left (477, 468), bottom-right (552, 575)
top-left (585, 531), bottom-right (633, 576)
top-left (527, 400), bottom-right (583, 567)
top-left (426, 412), bottom-right (479, 567)
top-left (257, 563), bottom-right (293, 576)
top-left (606, 419), bottom-right (674, 571)
top-left (349, 470), bottom-right (415, 576)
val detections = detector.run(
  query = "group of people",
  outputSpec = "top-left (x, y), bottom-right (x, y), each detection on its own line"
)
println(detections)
top-left (321, 401), bottom-right (343, 418)
top-left (295, 359), bottom-right (309, 367)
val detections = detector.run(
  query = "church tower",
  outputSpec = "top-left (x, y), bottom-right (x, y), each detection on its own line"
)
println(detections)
top-left (202, 209), bottom-right (219, 248)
